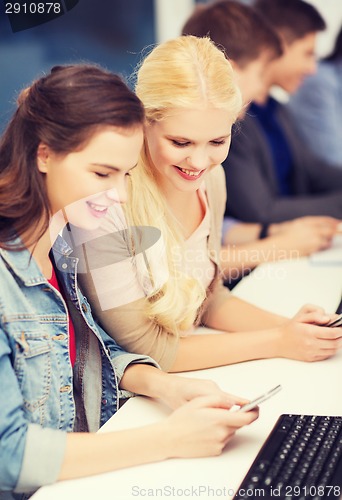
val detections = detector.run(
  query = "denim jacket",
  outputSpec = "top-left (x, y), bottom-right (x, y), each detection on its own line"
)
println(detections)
top-left (0, 236), bottom-right (157, 496)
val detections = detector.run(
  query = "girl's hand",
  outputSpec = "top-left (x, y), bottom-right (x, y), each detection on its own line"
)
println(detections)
top-left (276, 304), bottom-right (342, 362)
top-left (292, 303), bottom-right (332, 322)
top-left (269, 217), bottom-right (339, 257)
top-left (158, 374), bottom-right (249, 410)
top-left (161, 394), bottom-right (259, 458)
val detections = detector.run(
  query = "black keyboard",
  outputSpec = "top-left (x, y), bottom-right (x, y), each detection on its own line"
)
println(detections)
top-left (233, 414), bottom-right (342, 500)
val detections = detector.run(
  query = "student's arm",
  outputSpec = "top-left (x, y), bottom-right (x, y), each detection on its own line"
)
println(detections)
top-left (59, 362), bottom-right (259, 480)
top-left (0, 330), bottom-right (67, 493)
top-left (85, 264), bottom-right (342, 373)
top-left (119, 362), bottom-right (249, 409)
top-left (98, 324), bottom-right (247, 409)
top-left (169, 300), bottom-right (342, 372)
top-left (221, 216), bottom-right (338, 274)
top-left (222, 220), bottom-right (262, 245)
top-left (0, 326), bottom-right (258, 491)
top-left (58, 394), bottom-right (258, 481)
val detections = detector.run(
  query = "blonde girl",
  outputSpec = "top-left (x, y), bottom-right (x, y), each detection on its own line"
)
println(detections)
top-left (79, 37), bottom-right (342, 372)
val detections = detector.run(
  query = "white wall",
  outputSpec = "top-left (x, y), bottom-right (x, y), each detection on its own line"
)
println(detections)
top-left (154, 0), bottom-right (195, 43)
top-left (306, 0), bottom-right (342, 56)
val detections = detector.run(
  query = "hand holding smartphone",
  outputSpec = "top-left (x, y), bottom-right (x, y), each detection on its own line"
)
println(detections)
top-left (237, 384), bottom-right (282, 413)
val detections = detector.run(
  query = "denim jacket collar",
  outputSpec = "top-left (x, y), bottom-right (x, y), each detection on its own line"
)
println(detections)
top-left (0, 235), bottom-right (73, 287)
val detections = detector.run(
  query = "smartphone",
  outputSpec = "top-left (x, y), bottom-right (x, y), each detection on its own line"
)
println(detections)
top-left (327, 314), bottom-right (342, 328)
top-left (237, 384), bottom-right (282, 412)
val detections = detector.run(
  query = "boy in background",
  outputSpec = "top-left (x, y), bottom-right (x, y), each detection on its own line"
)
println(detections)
top-left (182, 0), bottom-right (339, 285)
top-left (223, 0), bottom-right (342, 224)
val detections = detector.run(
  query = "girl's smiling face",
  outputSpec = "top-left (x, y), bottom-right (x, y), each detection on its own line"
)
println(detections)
top-left (37, 126), bottom-right (144, 231)
top-left (145, 107), bottom-right (234, 195)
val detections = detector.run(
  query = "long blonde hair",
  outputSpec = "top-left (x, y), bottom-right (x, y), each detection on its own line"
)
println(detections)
top-left (125, 36), bottom-right (242, 334)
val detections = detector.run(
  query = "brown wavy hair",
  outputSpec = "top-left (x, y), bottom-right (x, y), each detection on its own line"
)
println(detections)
top-left (0, 64), bottom-right (145, 249)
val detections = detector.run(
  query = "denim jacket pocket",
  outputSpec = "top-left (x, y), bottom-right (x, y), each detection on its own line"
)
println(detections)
top-left (12, 329), bottom-right (52, 413)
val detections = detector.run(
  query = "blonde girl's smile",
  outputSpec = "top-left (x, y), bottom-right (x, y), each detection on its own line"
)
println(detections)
top-left (173, 165), bottom-right (206, 180)
top-left (145, 106), bottom-right (234, 193)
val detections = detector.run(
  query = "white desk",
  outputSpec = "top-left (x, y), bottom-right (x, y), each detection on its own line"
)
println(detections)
top-left (32, 256), bottom-right (342, 500)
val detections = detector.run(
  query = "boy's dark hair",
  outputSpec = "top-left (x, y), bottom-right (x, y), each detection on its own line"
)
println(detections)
top-left (325, 25), bottom-right (342, 62)
top-left (182, 0), bottom-right (282, 68)
top-left (254, 0), bottom-right (326, 44)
